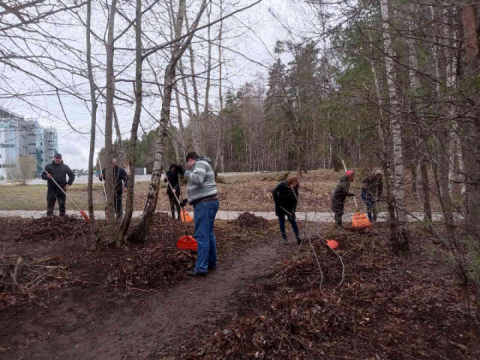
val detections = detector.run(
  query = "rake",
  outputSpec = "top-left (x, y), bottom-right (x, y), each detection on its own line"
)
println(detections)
top-left (164, 169), bottom-right (197, 252)
top-left (40, 164), bottom-right (90, 222)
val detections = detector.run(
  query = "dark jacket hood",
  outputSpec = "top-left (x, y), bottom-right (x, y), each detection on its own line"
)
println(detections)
top-left (339, 175), bottom-right (349, 183)
top-left (198, 157), bottom-right (212, 165)
top-left (51, 160), bottom-right (64, 166)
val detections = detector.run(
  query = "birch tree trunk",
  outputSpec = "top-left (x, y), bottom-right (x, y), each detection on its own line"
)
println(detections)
top-left (117, 0), bottom-right (143, 245)
top-left (368, 33), bottom-right (397, 227)
top-left (86, 0), bottom-right (97, 223)
top-left (129, 0), bottom-right (207, 243)
top-left (380, 0), bottom-right (408, 253)
top-left (104, 0), bottom-right (118, 241)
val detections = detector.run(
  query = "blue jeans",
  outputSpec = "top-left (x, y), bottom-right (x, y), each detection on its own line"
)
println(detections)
top-left (193, 199), bottom-right (219, 273)
top-left (361, 191), bottom-right (377, 221)
top-left (277, 213), bottom-right (299, 237)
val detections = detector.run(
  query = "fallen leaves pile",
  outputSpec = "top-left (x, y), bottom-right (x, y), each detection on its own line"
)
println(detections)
top-left (188, 226), bottom-right (479, 359)
top-left (237, 212), bottom-right (269, 228)
top-left (108, 247), bottom-right (196, 289)
top-left (15, 216), bottom-right (91, 242)
top-left (108, 213), bottom-right (197, 289)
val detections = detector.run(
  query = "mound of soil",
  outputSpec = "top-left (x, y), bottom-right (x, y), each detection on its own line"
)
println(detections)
top-left (237, 212), bottom-right (268, 228)
top-left (16, 216), bottom-right (91, 242)
top-left (143, 212), bottom-right (187, 245)
top-left (188, 226), bottom-right (480, 360)
top-left (109, 247), bottom-right (196, 289)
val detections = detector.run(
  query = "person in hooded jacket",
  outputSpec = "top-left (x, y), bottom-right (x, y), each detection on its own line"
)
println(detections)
top-left (361, 169), bottom-right (383, 223)
top-left (163, 162), bottom-right (182, 220)
top-left (331, 170), bottom-right (356, 229)
top-left (41, 153), bottom-right (75, 217)
top-left (272, 176), bottom-right (303, 245)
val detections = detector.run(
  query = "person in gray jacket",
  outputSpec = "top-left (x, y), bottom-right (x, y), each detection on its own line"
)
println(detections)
top-left (179, 152), bottom-right (219, 277)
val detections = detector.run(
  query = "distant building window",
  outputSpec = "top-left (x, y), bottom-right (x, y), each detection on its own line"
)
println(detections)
top-left (0, 144), bottom-right (15, 148)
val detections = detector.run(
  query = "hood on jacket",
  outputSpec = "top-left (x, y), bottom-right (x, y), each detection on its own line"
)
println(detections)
top-left (198, 157), bottom-right (212, 165)
top-left (339, 175), bottom-right (350, 182)
top-left (169, 162), bottom-right (178, 171)
top-left (52, 160), bottom-right (64, 166)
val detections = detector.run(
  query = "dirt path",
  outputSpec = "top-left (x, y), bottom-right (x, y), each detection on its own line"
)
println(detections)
top-left (4, 232), bottom-right (299, 360)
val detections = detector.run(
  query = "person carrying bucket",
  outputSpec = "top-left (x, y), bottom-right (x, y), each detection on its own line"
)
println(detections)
top-left (272, 176), bottom-right (303, 245)
top-left (178, 152), bottom-right (219, 277)
top-left (361, 169), bottom-right (383, 223)
top-left (331, 170), bottom-right (356, 229)
top-left (164, 162), bottom-right (182, 220)
top-left (41, 153), bottom-right (75, 217)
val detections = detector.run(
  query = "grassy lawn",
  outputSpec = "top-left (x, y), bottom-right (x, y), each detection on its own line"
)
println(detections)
top-left (0, 169), bottom-right (439, 213)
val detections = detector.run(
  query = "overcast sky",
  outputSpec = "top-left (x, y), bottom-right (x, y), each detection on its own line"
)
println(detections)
top-left (2, 0), bottom-right (327, 170)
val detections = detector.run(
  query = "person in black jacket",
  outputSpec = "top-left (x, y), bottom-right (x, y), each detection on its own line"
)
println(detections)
top-left (361, 169), bottom-right (383, 223)
top-left (99, 158), bottom-right (128, 219)
top-left (163, 162), bottom-right (182, 220)
top-left (331, 170), bottom-right (356, 229)
top-left (41, 153), bottom-right (75, 217)
top-left (272, 176), bottom-right (302, 245)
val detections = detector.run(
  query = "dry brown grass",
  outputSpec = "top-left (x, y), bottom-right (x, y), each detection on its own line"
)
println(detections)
top-left (0, 169), bottom-right (440, 213)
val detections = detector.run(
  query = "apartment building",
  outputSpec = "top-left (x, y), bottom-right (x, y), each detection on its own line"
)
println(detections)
top-left (0, 107), bottom-right (58, 180)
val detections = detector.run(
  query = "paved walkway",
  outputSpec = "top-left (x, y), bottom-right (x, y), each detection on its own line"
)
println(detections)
top-left (0, 210), bottom-right (444, 222)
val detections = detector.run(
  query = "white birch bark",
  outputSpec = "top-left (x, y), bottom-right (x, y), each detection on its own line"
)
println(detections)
top-left (380, 0), bottom-right (406, 226)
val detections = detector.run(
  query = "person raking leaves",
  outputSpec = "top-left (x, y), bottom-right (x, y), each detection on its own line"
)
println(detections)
top-left (99, 158), bottom-right (128, 220)
top-left (163, 162), bottom-right (182, 220)
top-left (331, 170), bottom-right (356, 229)
top-left (272, 176), bottom-right (303, 245)
top-left (41, 153), bottom-right (75, 217)
top-left (178, 152), bottom-right (219, 277)
top-left (361, 169), bottom-right (383, 223)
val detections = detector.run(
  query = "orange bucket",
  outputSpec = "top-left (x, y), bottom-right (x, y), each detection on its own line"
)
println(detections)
top-left (327, 240), bottom-right (339, 249)
top-left (180, 209), bottom-right (193, 223)
top-left (351, 212), bottom-right (371, 229)
top-left (177, 235), bottom-right (198, 251)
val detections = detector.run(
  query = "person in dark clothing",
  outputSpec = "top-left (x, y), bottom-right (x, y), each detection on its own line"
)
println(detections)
top-left (99, 158), bottom-right (128, 219)
top-left (272, 176), bottom-right (303, 245)
top-left (41, 153), bottom-right (75, 217)
top-left (361, 169), bottom-right (383, 223)
top-left (331, 170), bottom-right (356, 229)
top-left (163, 162), bottom-right (182, 220)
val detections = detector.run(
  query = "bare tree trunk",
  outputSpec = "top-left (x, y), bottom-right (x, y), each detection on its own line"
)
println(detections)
top-left (104, 0), bottom-right (118, 242)
top-left (406, 12), bottom-right (432, 226)
top-left (174, 87), bottom-right (186, 157)
top-left (461, 2), bottom-right (480, 237)
top-left (437, 131), bottom-right (455, 235)
top-left (380, 0), bottom-right (408, 253)
top-left (86, 0), bottom-right (97, 223)
top-left (184, 5), bottom-right (202, 154)
top-left (117, 0), bottom-right (143, 245)
top-left (113, 106), bottom-right (128, 173)
top-left (129, 0), bottom-right (207, 243)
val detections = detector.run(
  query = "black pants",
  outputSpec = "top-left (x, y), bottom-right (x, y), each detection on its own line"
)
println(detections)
top-left (114, 190), bottom-right (123, 218)
top-left (47, 187), bottom-right (66, 216)
top-left (169, 194), bottom-right (181, 220)
top-left (334, 212), bottom-right (343, 228)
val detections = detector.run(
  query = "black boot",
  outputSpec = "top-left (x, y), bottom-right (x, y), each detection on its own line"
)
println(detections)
top-left (281, 233), bottom-right (289, 245)
top-left (296, 235), bottom-right (303, 244)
